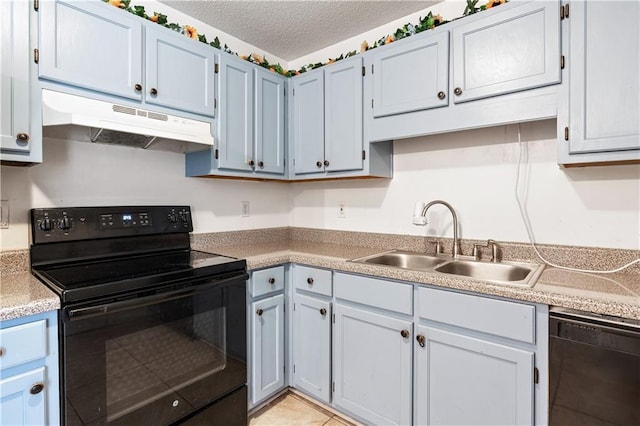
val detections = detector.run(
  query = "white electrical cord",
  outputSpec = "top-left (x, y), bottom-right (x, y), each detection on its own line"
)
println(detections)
top-left (514, 124), bottom-right (640, 274)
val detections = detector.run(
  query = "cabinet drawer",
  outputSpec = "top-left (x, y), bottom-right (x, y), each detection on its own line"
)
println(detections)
top-left (334, 273), bottom-right (412, 315)
top-left (250, 266), bottom-right (285, 298)
top-left (293, 265), bottom-right (332, 297)
top-left (418, 287), bottom-right (535, 344)
top-left (0, 320), bottom-right (48, 370)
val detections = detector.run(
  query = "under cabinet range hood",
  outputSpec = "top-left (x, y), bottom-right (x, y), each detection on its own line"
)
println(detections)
top-left (41, 89), bottom-right (214, 152)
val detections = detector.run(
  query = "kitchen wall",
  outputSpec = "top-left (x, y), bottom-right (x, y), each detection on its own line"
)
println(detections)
top-left (0, 137), bottom-right (291, 250)
top-left (1, 0), bottom-right (638, 253)
top-left (290, 120), bottom-right (640, 250)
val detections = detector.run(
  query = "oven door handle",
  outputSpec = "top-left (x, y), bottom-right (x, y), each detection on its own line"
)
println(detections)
top-left (65, 273), bottom-right (248, 321)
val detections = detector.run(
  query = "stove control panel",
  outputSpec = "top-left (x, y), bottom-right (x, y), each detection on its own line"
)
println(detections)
top-left (31, 206), bottom-right (193, 243)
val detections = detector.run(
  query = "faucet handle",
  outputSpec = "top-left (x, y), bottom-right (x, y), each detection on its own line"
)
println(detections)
top-left (473, 239), bottom-right (499, 262)
top-left (487, 239), bottom-right (499, 263)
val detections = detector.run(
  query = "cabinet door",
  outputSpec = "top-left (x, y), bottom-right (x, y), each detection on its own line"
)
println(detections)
top-left (255, 68), bottom-right (285, 175)
top-left (38, 0), bottom-right (143, 100)
top-left (0, 0), bottom-right (31, 154)
top-left (565, 1), bottom-right (639, 155)
top-left (372, 32), bottom-right (449, 118)
top-left (0, 367), bottom-right (46, 426)
top-left (145, 26), bottom-right (215, 117)
top-left (415, 325), bottom-right (534, 426)
top-left (324, 58), bottom-right (363, 172)
top-left (333, 304), bottom-right (412, 425)
top-left (293, 294), bottom-right (331, 403)
top-left (251, 294), bottom-right (285, 405)
top-left (451, 1), bottom-right (560, 103)
top-left (217, 55), bottom-right (255, 172)
top-left (292, 72), bottom-right (325, 175)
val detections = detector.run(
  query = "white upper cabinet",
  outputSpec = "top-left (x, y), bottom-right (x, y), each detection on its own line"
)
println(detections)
top-left (291, 56), bottom-right (368, 178)
top-left (324, 57), bottom-right (363, 172)
top-left (216, 54), bottom-right (255, 172)
top-left (145, 26), bottom-right (216, 117)
top-left (372, 32), bottom-right (449, 117)
top-left (292, 71), bottom-right (325, 175)
top-left (1, 0), bottom-right (40, 163)
top-left (451, 1), bottom-right (561, 103)
top-left (38, 0), bottom-right (143, 100)
top-left (38, 0), bottom-right (216, 118)
top-left (559, 0), bottom-right (640, 165)
top-left (255, 67), bottom-right (286, 175)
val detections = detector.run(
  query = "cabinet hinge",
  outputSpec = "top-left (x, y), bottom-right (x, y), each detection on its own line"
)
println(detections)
top-left (332, 313), bottom-right (335, 323)
top-left (564, 127), bottom-right (569, 141)
top-left (332, 382), bottom-right (335, 393)
top-left (293, 88), bottom-right (295, 96)
top-left (362, 66), bottom-right (365, 77)
top-left (293, 303), bottom-right (296, 311)
top-left (560, 4), bottom-right (565, 19)
top-left (534, 367), bottom-right (539, 384)
top-left (371, 99), bottom-right (374, 109)
top-left (293, 364), bottom-right (296, 374)
top-left (34, 0), bottom-right (39, 11)
top-left (34, 49), bottom-right (39, 64)
top-left (362, 150), bottom-right (366, 160)
top-left (214, 63), bottom-right (219, 74)
top-left (214, 98), bottom-right (217, 109)
top-left (561, 55), bottom-right (565, 70)
top-left (215, 149), bottom-right (219, 159)
top-left (564, 4), bottom-right (569, 19)
top-left (371, 64), bottom-right (374, 74)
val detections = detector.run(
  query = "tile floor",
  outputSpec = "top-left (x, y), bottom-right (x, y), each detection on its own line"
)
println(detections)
top-left (249, 392), bottom-right (358, 426)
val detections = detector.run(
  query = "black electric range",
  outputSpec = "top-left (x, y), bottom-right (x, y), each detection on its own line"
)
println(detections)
top-left (30, 206), bottom-right (248, 426)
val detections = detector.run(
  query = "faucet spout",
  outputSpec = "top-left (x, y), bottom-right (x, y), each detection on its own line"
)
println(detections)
top-left (421, 200), bottom-right (459, 259)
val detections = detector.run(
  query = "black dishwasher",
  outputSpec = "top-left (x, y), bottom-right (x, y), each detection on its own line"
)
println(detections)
top-left (549, 307), bottom-right (640, 426)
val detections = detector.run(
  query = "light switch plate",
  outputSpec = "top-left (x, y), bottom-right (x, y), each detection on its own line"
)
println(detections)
top-left (0, 200), bottom-right (9, 229)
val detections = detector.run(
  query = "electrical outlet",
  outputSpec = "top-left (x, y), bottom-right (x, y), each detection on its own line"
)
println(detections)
top-left (0, 200), bottom-right (9, 229)
top-left (241, 201), bottom-right (250, 217)
top-left (338, 201), bottom-right (346, 218)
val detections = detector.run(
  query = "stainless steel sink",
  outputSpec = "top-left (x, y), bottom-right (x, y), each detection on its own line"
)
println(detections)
top-left (349, 250), bottom-right (544, 287)
top-left (435, 259), bottom-right (544, 286)
top-left (350, 250), bottom-right (448, 270)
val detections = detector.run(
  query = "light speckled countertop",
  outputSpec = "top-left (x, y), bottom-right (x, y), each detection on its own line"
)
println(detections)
top-left (2, 236), bottom-right (638, 321)
top-left (192, 240), bottom-right (640, 320)
top-left (0, 272), bottom-right (60, 321)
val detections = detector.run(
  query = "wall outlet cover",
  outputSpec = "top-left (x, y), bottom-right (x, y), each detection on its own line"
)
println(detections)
top-left (241, 201), bottom-right (250, 217)
top-left (0, 200), bottom-right (9, 229)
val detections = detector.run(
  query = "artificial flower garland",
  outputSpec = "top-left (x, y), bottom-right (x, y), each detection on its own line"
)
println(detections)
top-left (103, 0), bottom-right (508, 77)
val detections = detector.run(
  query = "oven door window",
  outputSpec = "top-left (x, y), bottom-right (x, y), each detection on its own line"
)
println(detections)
top-left (62, 278), bottom-right (246, 425)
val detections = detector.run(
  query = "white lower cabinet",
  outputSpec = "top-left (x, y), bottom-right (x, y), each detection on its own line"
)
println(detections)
top-left (249, 265), bottom-right (287, 407)
top-left (333, 303), bottom-right (413, 425)
top-left (292, 293), bottom-right (331, 403)
top-left (0, 311), bottom-right (59, 426)
top-left (251, 294), bottom-right (285, 405)
top-left (0, 367), bottom-right (46, 425)
top-left (415, 325), bottom-right (534, 426)
top-left (278, 266), bottom-right (546, 425)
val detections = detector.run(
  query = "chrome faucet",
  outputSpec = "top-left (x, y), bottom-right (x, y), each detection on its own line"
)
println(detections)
top-left (420, 200), bottom-right (460, 259)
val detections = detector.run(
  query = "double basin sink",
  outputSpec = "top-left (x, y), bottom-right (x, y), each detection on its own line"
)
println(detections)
top-left (350, 250), bottom-right (545, 287)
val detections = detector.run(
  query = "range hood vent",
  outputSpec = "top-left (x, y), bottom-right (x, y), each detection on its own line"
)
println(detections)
top-left (42, 89), bottom-right (214, 151)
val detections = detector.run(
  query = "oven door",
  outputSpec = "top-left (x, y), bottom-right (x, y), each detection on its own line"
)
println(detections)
top-left (61, 274), bottom-right (247, 426)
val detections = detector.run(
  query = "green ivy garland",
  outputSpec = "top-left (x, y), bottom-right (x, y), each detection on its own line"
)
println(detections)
top-left (102, 0), bottom-right (507, 78)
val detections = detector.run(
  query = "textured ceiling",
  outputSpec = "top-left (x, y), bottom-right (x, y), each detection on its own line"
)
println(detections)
top-left (158, 1), bottom-right (437, 61)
